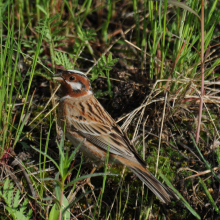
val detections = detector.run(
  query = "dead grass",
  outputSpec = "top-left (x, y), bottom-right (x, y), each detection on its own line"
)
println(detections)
top-left (1, 0), bottom-right (220, 219)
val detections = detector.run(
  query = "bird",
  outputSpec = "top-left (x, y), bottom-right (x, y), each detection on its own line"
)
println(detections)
top-left (53, 69), bottom-right (178, 204)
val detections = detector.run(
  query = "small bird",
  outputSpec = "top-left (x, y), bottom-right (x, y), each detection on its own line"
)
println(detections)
top-left (54, 69), bottom-right (178, 204)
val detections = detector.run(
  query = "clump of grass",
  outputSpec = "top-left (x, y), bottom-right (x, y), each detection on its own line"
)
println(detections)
top-left (1, 0), bottom-right (220, 219)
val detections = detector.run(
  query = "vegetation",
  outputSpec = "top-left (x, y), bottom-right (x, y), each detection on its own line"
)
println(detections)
top-left (0, 0), bottom-right (220, 219)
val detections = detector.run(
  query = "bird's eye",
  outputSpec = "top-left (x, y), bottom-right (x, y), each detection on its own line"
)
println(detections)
top-left (69, 76), bottom-right (75, 81)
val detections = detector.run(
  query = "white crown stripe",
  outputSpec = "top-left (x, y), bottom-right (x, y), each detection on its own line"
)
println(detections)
top-left (66, 69), bottom-right (86, 76)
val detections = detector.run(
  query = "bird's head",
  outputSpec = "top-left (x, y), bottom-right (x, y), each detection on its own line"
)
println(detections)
top-left (53, 70), bottom-right (93, 98)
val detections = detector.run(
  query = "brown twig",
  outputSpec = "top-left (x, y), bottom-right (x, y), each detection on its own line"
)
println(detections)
top-left (177, 141), bottom-right (204, 164)
top-left (11, 157), bottom-right (36, 199)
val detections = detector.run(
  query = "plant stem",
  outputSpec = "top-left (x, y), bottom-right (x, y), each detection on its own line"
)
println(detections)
top-left (59, 187), bottom-right (64, 220)
top-left (196, 0), bottom-right (204, 143)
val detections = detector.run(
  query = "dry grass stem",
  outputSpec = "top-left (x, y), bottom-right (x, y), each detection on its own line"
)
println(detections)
top-left (155, 92), bottom-right (167, 175)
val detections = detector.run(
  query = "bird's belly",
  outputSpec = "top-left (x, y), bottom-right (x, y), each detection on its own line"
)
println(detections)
top-left (66, 132), bottom-right (108, 163)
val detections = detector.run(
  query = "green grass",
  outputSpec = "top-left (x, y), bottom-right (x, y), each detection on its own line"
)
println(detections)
top-left (1, 0), bottom-right (220, 219)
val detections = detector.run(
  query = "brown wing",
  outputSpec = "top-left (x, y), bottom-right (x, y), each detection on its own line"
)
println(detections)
top-left (64, 96), bottom-right (146, 165)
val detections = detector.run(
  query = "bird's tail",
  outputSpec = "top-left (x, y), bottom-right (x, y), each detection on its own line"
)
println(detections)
top-left (117, 157), bottom-right (178, 204)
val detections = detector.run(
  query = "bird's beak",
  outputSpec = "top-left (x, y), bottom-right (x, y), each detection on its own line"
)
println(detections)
top-left (53, 73), bottom-right (63, 82)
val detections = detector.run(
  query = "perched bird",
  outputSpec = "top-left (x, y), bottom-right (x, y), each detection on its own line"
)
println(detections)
top-left (54, 69), bottom-right (178, 204)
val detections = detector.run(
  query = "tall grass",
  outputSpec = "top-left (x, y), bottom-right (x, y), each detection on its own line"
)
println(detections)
top-left (1, 0), bottom-right (220, 219)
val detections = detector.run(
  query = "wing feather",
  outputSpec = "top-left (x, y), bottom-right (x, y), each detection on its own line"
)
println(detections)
top-left (62, 97), bottom-right (147, 165)
top-left (64, 98), bottom-right (136, 158)
top-left (69, 118), bottom-right (134, 157)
